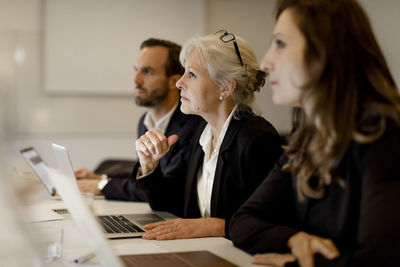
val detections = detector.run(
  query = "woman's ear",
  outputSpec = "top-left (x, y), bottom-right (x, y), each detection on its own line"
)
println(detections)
top-left (168, 74), bottom-right (182, 90)
top-left (220, 79), bottom-right (236, 98)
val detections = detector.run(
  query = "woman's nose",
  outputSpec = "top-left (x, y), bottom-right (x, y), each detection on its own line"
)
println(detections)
top-left (176, 75), bottom-right (186, 90)
top-left (260, 51), bottom-right (274, 73)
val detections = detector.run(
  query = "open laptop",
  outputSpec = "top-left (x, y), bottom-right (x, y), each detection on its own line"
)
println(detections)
top-left (20, 147), bottom-right (96, 216)
top-left (46, 164), bottom-right (237, 267)
top-left (20, 147), bottom-right (104, 201)
top-left (20, 147), bottom-right (56, 197)
top-left (51, 143), bottom-right (175, 238)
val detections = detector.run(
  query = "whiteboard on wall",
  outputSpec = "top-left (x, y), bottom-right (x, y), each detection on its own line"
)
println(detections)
top-left (43, 0), bottom-right (205, 96)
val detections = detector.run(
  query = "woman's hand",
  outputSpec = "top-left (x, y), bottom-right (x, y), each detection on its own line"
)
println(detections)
top-left (287, 231), bottom-right (340, 267)
top-left (136, 130), bottom-right (178, 175)
top-left (252, 231), bottom-right (339, 267)
top-left (252, 253), bottom-right (296, 266)
top-left (142, 218), bottom-right (225, 240)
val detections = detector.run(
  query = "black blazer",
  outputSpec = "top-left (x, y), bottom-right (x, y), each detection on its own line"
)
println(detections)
top-left (134, 110), bottom-right (283, 236)
top-left (230, 123), bottom-right (400, 267)
top-left (102, 104), bottom-right (203, 201)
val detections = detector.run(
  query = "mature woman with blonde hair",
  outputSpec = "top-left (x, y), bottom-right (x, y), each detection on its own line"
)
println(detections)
top-left (133, 31), bottom-right (282, 240)
top-left (230, 0), bottom-right (400, 266)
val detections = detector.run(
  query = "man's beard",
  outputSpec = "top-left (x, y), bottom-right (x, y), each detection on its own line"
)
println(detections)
top-left (135, 85), bottom-right (169, 107)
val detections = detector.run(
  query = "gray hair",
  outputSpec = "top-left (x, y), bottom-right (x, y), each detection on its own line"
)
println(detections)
top-left (180, 32), bottom-right (265, 111)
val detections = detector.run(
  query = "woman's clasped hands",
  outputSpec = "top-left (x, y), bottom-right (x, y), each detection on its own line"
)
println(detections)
top-left (253, 232), bottom-right (340, 267)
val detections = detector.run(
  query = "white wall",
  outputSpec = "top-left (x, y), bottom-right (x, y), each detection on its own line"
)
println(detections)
top-left (1, 0), bottom-right (145, 170)
top-left (44, 0), bottom-right (205, 95)
top-left (1, 0), bottom-right (400, 173)
top-left (360, 0), bottom-right (400, 87)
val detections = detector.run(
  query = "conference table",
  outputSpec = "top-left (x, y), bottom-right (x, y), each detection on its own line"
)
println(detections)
top-left (24, 178), bottom-right (258, 267)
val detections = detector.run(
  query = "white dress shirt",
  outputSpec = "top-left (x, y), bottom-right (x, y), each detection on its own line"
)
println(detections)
top-left (196, 106), bottom-right (237, 218)
top-left (143, 103), bottom-right (179, 134)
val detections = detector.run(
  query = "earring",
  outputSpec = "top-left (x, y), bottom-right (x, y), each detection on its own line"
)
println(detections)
top-left (219, 96), bottom-right (223, 101)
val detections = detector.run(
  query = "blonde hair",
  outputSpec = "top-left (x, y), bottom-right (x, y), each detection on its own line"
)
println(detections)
top-left (180, 32), bottom-right (265, 111)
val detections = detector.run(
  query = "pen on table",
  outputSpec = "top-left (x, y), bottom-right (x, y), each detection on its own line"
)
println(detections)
top-left (74, 252), bottom-right (95, 264)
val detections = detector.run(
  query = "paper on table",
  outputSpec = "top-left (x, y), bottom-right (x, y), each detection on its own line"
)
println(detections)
top-left (26, 205), bottom-right (64, 222)
top-left (112, 242), bottom-right (168, 256)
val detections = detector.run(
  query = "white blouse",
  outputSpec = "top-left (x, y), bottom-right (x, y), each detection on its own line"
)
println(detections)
top-left (196, 106), bottom-right (237, 218)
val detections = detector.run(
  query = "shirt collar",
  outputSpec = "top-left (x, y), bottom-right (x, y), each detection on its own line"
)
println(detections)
top-left (199, 106), bottom-right (238, 156)
top-left (143, 103), bottom-right (179, 134)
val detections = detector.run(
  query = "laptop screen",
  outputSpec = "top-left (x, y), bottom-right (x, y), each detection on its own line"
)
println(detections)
top-left (20, 147), bottom-right (55, 196)
top-left (46, 166), bottom-right (125, 267)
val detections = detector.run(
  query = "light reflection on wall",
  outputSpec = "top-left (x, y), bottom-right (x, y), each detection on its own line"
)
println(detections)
top-left (14, 48), bottom-right (26, 65)
top-left (34, 108), bottom-right (50, 123)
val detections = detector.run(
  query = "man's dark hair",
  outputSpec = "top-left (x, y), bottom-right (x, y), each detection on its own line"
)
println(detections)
top-left (140, 38), bottom-right (184, 77)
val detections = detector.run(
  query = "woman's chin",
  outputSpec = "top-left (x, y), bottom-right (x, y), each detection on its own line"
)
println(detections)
top-left (180, 105), bottom-right (191, 115)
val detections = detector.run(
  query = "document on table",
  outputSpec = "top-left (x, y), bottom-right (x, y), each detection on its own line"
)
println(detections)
top-left (26, 205), bottom-right (64, 222)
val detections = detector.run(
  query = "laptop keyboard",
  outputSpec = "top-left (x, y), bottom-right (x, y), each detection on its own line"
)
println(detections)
top-left (97, 215), bottom-right (144, 234)
top-left (52, 208), bottom-right (69, 215)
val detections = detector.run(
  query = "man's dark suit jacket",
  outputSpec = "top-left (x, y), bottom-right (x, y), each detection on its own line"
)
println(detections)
top-left (230, 122), bottom-right (400, 267)
top-left (101, 104), bottom-right (203, 201)
top-left (133, 110), bottom-right (283, 236)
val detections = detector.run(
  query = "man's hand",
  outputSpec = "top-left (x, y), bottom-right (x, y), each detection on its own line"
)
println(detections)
top-left (142, 218), bottom-right (225, 240)
top-left (77, 179), bottom-right (102, 195)
top-left (136, 129), bottom-right (178, 175)
top-left (74, 168), bottom-right (101, 180)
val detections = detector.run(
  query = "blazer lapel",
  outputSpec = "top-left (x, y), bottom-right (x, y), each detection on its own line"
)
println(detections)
top-left (210, 118), bottom-right (243, 217)
top-left (138, 113), bottom-right (147, 137)
top-left (183, 143), bottom-right (203, 217)
top-left (293, 176), bottom-right (309, 223)
top-left (162, 104), bottom-right (187, 165)
top-left (164, 104), bottom-right (185, 134)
